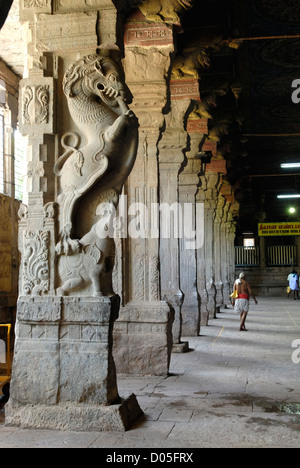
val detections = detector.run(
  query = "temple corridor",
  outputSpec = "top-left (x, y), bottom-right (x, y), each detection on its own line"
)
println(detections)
top-left (1, 296), bottom-right (300, 448)
top-left (1, 0), bottom-right (300, 447)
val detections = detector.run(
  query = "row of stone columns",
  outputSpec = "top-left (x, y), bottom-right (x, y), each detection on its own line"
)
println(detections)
top-left (6, 1), bottom-right (240, 431)
top-left (112, 10), bottom-right (239, 374)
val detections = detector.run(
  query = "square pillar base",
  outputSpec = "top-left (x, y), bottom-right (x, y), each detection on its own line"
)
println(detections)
top-left (5, 295), bottom-right (143, 431)
top-left (5, 394), bottom-right (143, 432)
top-left (114, 301), bottom-right (174, 376)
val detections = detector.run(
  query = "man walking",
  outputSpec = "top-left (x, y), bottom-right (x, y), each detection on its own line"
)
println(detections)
top-left (234, 272), bottom-right (258, 331)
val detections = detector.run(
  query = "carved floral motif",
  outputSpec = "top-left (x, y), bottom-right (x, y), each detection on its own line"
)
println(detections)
top-left (22, 85), bottom-right (50, 126)
top-left (22, 230), bottom-right (50, 296)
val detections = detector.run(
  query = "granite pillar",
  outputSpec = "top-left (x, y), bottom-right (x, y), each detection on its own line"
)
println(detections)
top-left (112, 11), bottom-right (175, 375)
top-left (6, 0), bottom-right (143, 431)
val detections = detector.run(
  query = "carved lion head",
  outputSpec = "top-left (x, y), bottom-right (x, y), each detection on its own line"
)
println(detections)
top-left (63, 54), bottom-right (125, 106)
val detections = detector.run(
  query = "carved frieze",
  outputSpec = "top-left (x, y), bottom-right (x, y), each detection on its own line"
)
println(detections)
top-left (170, 79), bottom-right (200, 101)
top-left (22, 85), bottom-right (49, 126)
top-left (20, 0), bottom-right (51, 20)
top-left (22, 230), bottom-right (50, 296)
top-left (19, 77), bottom-right (54, 135)
top-left (35, 12), bottom-right (98, 52)
top-left (53, 0), bottom-right (112, 13)
top-left (187, 118), bottom-right (208, 134)
top-left (149, 254), bottom-right (159, 301)
top-left (18, 298), bottom-right (61, 322)
top-left (124, 22), bottom-right (173, 47)
top-left (133, 254), bottom-right (145, 302)
top-left (206, 159), bottom-right (227, 175)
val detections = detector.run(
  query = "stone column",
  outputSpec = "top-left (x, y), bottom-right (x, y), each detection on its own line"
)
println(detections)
top-left (226, 199), bottom-right (239, 291)
top-left (158, 79), bottom-right (196, 352)
top-left (6, 0), bottom-right (143, 432)
top-left (205, 158), bottom-right (227, 319)
top-left (220, 197), bottom-right (232, 307)
top-left (197, 171), bottom-right (220, 324)
top-left (260, 237), bottom-right (267, 269)
top-left (204, 194), bottom-right (217, 321)
top-left (112, 11), bottom-right (174, 376)
top-left (214, 194), bottom-right (226, 312)
top-left (178, 118), bottom-right (205, 336)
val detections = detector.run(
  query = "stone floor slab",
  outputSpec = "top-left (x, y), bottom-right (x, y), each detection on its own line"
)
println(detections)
top-left (0, 297), bottom-right (300, 448)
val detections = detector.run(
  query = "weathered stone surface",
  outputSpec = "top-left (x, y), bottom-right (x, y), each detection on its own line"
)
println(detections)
top-left (6, 295), bottom-right (143, 431)
top-left (114, 303), bottom-right (174, 376)
top-left (6, 394), bottom-right (143, 432)
top-left (10, 296), bottom-right (119, 404)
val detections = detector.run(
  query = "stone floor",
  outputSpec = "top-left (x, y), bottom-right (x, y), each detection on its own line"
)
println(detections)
top-left (0, 296), bottom-right (300, 448)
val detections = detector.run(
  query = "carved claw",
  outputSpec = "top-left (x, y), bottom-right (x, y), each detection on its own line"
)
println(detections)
top-left (55, 237), bottom-right (81, 256)
top-left (55, 224), bottom-right (81, 256)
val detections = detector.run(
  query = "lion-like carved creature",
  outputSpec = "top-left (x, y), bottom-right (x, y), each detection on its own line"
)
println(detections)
top-left (172, 50), bottom-right (211, 79)
top-left (138, 0), bottom-right (193, 24)
top-left (55, 54), bottom-right (139, 296)
top-left (55, 54), bottom-right (138, 253)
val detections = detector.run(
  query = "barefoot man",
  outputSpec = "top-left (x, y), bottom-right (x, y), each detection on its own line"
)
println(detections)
top-left (234, 272), bottom-right (258, 331)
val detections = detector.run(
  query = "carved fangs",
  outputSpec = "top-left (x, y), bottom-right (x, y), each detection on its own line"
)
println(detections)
top-left (178, 0), bottom-right (193, 9)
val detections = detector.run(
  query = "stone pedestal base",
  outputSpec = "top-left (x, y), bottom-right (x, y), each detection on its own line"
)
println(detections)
top-left (6, 295), bottom-right (143, 431)
top-left (172, 341), bottom-right (189, 353)
top-left (5, 394), bottom-right (143, 432)
top-left (113, 301), bottom-right (174, 376)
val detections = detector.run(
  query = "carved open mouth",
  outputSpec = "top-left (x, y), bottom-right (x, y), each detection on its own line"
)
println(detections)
top-left (178, 0), bottom-right (193, 10)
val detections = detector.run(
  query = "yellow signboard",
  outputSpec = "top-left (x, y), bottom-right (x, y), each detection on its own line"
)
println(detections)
top-left (258, 222), bottom-right (300, 236)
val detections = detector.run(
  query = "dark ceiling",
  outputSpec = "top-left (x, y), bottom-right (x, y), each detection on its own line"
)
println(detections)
top-left (181, 0), bottom-right (300, 237)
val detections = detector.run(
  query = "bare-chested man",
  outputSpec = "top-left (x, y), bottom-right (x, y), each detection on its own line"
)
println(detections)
top-left (233, 272), bottom-right (258, 331)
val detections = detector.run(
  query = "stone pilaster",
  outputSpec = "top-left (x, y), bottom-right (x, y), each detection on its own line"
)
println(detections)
top-left (226, 198), bottom-right (239, 290)
top-left (179, 118), bottom-right (204, 336)
top-left (112, 11), bottom-right (175, 376)
top-left (197, 170), bottom-right (221, 324)
top-left (220, 197), bottom-right (232, 307)
top-left (214, 195), bottom-right (226, 311)
top-left (158, 83), bottom-right (194, 351)
top-left (7, 1), bottom-right (143, 432)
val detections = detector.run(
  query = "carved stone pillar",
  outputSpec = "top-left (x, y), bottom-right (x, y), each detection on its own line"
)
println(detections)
top-left (112, 11), bottom-right (175, 376)
top-left (226, 199), bottom-right (239, 291)
top-left (214, 195), bottom-right (226, 311)
top-left (179, 120), bottom-right (204, 336)
top-left (159, 89), bottom-right (194, 351)
top-left (7, 1), bottom-right (143, 432)
top-left (205, 195), bottom-right (217, 321)
top-left (220, 197), bottom-right (232, 307)
top-left (197, 171), bottom-right (220, 324)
